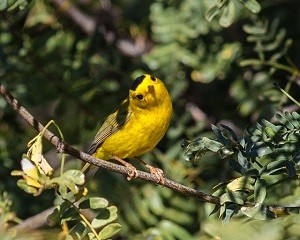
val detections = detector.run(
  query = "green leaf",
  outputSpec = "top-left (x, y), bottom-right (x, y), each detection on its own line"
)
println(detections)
top-left (16, 179), bottom-right (38, 195)
top-left (228, 159), bottom-right (244, 174)
top-left (63, 170), bottom-right (85, 185)
top-left (241, 0), bottom-right (261, 14)
top-left (220, 191), bottom-right (246, 205)
top-left (266, 159), bottom-right (288, 172)
top-left (47, 201), bottom-right (77, 226)
top-left (91, 206), bottom-right (118, 229)
top-left (205, 5), bottom-right (221, 22)
top-left (47, 207), bottom-right (61, 227)
top-left (241, 205), bottom-right (275, 220)
top-left (170, 195), bottom-right (196, 213)
top-left (7, 0), bottom-right (28, 11)
top-left (98, 223), bottom-right (122, 239)
top-left (221, 203), bottom-right (240, 221)
top-left (65, 235), bottom-right (73, 240)
top-left (217, 147), bottom-right (235, 159)
top-left (220, 124), bottom-right (239, 142)
top-left (47, 201), bottom-right (73, 227)
top-left (209, 205), bottom-right (221, 216)
top-left (122, 201), bottom-right (144, 231)
top-left (219, 1), bottom-right (235, 28)
top-left (243, 23), bottom-right (266, 35)
top-left (239, 59), bottom-right (263, 67)
top-left (159, 220), bottom-right (193, 240)
top-left (211, 124), bottom-right (228, 145)
top-left (226, 176), bottom-right (255, 192)
top-left (268, 168), bottom-right (286, 175)
top-left (202, 137), bottom-right (225, 152)
top-left (239, 99), bottom-right (257, 117)
top-left (79, 197), bottom-right (109, 210)
top-left (162, 208), bottom-right (194, 225)
top-left (254, 179), bottom-right (266, 204)
top-left (241, 204), bottom-right (263, 219)
top-left (68, 221), bottom-right (87, 239)
top-left (237, 152), bottom-right (251, 170)
top-left (247, 146), bottom-right (273, 158)
top-left (132, 193), bottom-right (158, 225)
top-left (50, 170), bottom-right (85, 198)
top-left (143, 185), bottom-right (164, 215)
top-left (286, 161), bottom-right (296, 177)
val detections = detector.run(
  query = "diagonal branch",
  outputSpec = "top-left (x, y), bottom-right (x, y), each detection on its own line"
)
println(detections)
top-left (0, 82), bottom-right (219, 205)
top-left (2, 82), bottom-right (300, 233)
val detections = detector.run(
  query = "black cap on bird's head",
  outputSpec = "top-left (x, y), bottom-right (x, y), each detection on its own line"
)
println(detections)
top-left (129, 74), bottom-right (170, 109)
top-left (131, 75), bottom-right (146, 91)
top-left (131, 74), bottom-right (158, 91)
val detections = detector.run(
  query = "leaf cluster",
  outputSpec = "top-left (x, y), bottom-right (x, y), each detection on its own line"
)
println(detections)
top-left (7, 122), bottom-right (121, 239)
top-left (116, 184), bottom-right (196, 239)
top-left (48, 197), bottom-right (121, 240)
top-left (240, 17), bottom-right (294, 75)
top-left (206, 0), bottom-right (261, 28)
top-left (182, 111), bottom-right (300, 219)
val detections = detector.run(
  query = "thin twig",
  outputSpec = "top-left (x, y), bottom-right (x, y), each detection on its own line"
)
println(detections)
top-left (69, 200), bottom-right (101, 240)
top-left (240, 59), bottom-right (300, 77)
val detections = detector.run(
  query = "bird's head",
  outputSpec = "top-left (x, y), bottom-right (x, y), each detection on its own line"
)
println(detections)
top-left (129, 74), bottom-right (170, 110)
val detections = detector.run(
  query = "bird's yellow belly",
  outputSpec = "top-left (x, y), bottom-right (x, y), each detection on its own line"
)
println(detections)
top-left (94, 111), bottom-right (169, 160)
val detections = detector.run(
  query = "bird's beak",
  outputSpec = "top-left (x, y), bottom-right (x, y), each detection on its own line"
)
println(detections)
top-left (148, 85), bottom-right (154, 93)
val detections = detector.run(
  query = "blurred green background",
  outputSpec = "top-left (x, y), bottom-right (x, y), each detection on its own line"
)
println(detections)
top-left (1, 0), bottom-right (300, 239)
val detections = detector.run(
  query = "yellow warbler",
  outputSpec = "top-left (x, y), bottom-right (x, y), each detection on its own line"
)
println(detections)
top-left (85, 74), bottom-right (172, 183)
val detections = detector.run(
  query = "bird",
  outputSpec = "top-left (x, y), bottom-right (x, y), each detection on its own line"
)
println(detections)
top-left (84, 74), bottom-right (173, 184)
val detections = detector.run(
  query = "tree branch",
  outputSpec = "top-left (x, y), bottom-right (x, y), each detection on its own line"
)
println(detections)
top-left (2, 82), bottom-right (300, 233)
top-left (50, 0), bottom-right (152, 57)
top-left (0, 82), bottom-right (219, 205)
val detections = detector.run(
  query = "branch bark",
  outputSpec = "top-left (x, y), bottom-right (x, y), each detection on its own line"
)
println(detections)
top-left (1, 82), bottom-right (300, 233)
top-left (0, 82), bottom-right (219, 205)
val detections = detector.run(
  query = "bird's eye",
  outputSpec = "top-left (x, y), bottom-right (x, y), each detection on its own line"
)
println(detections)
top-left (150, 76), bottom-right (156, 81)
top-left (136, 94), bottom-right (144, 100)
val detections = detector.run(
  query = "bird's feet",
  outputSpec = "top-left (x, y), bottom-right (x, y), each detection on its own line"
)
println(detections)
top-left (113, 156), bottom-right (138, 180)
top-left (146, 164), bottom-right (165, 185)
top-left (123, 162), bottom-right (138, 180)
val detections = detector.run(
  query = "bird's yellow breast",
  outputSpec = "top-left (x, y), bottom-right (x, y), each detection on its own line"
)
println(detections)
top-left (93, 74), bottom-right (172, 160)
top-left (96, 107), bottom-right (171, 159)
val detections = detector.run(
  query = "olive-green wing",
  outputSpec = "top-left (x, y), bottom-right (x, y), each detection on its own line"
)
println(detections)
top-left (88, 98), bottom-right (131, 154)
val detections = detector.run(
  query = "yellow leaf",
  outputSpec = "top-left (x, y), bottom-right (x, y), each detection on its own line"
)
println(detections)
top-left (23, 175), bottom-right (42, 188)
top-left (28, 134), bottom-right (53, 176)
top-left (21, 157), bottom-right (42, 188)
top-left (226, 176), bottom-right (255, 192)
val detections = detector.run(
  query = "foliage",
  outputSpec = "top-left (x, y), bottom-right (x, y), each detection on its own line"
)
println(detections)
top-left (9, 122), bottom-right (121, 239)
top-left (0, 0), bottom-right (30, 11)
top-left (0, 192), bottom-right (21, 239)
top-left (199, 214), bottom-right (300, 240)
top-left (1, 0), bottom-right (300, 239)
top-left (240, 17), bottom-right (295, 76)
top-left (48, 197), bottom-right (121, 240)
top-left (206, 0), bottom-right (261, 27)
top-left (182, 111), bottom-right (300, 220)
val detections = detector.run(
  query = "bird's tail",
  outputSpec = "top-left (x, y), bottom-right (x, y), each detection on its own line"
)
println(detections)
top-left (82, 163), bottom-right (99, 184)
